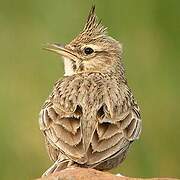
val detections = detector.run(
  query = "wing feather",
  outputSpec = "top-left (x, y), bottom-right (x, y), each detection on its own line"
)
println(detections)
top-left (92, 131), bottom-right (123, 152)
top-left (88, 137), bottom-right (129, 165)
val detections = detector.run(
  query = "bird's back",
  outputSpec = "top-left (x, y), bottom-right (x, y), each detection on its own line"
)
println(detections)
top-left (39, 72), bottom-right (141, 170)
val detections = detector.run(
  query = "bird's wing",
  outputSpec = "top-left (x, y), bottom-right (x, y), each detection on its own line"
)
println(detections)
top-left (86, 81), bottom-right (142, 166)
top-left (39, 77), bottom-right (85, 163)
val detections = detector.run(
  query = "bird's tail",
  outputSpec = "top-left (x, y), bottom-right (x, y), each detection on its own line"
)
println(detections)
top-left (42, 159), bottom-right (77, 177)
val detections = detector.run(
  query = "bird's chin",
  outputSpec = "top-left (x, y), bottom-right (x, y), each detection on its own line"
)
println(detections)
top-left (63, 57), bottom-right (76, 76)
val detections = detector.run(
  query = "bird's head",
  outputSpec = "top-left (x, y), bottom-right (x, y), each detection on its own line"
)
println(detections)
top-left (45, 6), bottom-right (123, 76)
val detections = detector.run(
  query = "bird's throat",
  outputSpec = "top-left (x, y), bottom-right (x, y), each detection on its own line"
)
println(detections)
top-left (63, 57), bottom-right (76, 76)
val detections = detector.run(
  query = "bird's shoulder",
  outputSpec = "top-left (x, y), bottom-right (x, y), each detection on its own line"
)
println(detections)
top-left (50, 72), bottom-right (115, 105)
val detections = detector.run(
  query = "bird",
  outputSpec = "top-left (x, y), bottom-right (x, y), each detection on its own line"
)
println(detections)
top-left (39, 5), bottom-right (142, 177)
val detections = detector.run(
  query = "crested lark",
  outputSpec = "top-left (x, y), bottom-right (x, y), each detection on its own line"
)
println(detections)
top-left (39, 6), bottom-right (142, 176)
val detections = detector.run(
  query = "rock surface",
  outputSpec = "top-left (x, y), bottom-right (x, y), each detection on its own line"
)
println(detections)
top-left (38, 167), bottom-right (179, 180)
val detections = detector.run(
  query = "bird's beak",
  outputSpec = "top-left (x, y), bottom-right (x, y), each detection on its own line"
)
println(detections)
top-left (43, 43), bottom-right (78, 62)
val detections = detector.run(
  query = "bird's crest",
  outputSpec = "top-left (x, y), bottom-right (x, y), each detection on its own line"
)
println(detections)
top-left (83, 5), bottom-right (107, 37)
top-left (69, 5), bottom-right (107, 45)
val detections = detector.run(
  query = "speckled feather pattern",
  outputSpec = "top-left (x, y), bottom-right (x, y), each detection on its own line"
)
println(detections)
top-left (39, 5), bottom-right (142, 176)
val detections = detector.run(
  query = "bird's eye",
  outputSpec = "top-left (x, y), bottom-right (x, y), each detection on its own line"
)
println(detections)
top-left (84, 47), bottom-right (94, 55)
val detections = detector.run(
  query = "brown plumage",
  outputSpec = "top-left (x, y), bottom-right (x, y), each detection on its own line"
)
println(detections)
top-left (39, 6), bottom-right (142, 176)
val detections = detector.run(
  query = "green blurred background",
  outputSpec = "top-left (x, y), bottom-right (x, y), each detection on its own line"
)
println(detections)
top-left (0, 0), bottom-right (180, 179)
